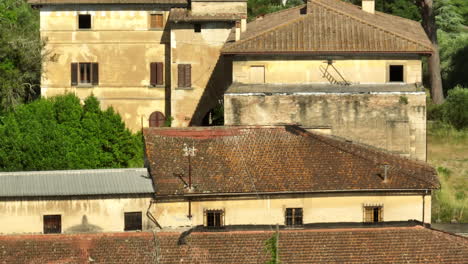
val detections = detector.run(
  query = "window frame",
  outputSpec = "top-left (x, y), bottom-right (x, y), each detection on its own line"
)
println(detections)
top-left (149, 111), bottom-right (166, 127)
top-left (387, 63), bottom-right (406, 83)
top-left (203, 209), bottom-right (225, 228)
top-left (71, 62), bottom-right (99, 87)
top-left (124, 211), bottom-right (143, 231)
top-left (363, 205), bottom-right (383, 223)
top-left (285, 208), bottom-right (303, 227)
top-left (150, 62), bottom-right (164, 86)
top-left (149, 13), bottom-right (164, 30)
top-left (43, 214), bottom-right (61, 234)
top-left (78, 14), bottom-right (92, 30)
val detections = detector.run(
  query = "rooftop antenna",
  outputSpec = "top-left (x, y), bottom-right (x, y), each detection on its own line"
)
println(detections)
top-left (183, 143), bottom-right (196, 191)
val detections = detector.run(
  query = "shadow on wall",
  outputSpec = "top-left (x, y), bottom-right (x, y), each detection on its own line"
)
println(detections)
top-left (65, 215), bottom-right (103, 233)
top-left (189, 55), bottom-right (233, 126)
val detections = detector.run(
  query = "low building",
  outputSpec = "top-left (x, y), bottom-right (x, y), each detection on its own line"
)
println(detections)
top-left (0, 168), bottom-right (156, 234)
top-left (143, 126), bottom-right (438, 229)
top-left (222, 0), bottom-right (432, 161)
top-left (0, 223), bottom-right (467, 263)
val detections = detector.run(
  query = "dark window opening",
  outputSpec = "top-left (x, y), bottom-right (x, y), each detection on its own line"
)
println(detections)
top-left (205, 209), bottom-right (224, 228)
top-left (285, 208), bottom-right (303, 226)
top-left (149, 111), bottom-right (165, 127)
top-left (43, 215), bottom-right (61, 234)
top-left (124, 212), bottom-right (142, 231)
top-left (80, 63), bottom-right (91, 84)
top-left (78, 14), bottom-right (91, 29)
top-left (194, 23), bottom-right (202, 33)
top-left (364, 206), bottom-right (383, 223)
top-left (389, 65), bottom-right (404, 82)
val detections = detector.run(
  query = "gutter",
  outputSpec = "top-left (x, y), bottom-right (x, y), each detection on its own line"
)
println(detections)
top-left (155, 188), bottom-right (435, 199)
top-left (221, 51), bottom-right (433, 56)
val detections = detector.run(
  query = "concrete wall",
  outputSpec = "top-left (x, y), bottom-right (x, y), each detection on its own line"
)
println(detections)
top-left (170, 22), bottom-right (233, 126)
top-left (233, 58), bottom-right (422, 84)
top-left (40, 6), bottom-right (170, 131)
top-left (0, 195), bottom-right (155, 234)
top-left (153, 193), bottom-right (432, 228)
top-left (225, 92), bottom-right (426, 160)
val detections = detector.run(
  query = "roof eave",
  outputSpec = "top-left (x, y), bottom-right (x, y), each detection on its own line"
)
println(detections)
top-left (221, 50), bottom-right (433, 56)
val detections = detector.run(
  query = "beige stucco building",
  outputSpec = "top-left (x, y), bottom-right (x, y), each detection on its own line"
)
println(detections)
top-left (30, 0), bottom-right (246, 130)
top-left (0, 169), bottom-right (157, 234)
top-left (222, 0), bottom-right (433, 161)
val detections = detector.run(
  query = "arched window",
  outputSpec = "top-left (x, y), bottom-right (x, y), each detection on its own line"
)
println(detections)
top-left (149, 111), bottom-right (165, 127)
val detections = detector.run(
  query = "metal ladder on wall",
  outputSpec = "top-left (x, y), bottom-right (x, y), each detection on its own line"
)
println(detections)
top-left (319, 61), bottom-right (351, 86)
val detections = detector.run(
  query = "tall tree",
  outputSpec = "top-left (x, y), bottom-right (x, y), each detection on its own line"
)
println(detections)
top-left (417, 0), bottom-right (445, 104)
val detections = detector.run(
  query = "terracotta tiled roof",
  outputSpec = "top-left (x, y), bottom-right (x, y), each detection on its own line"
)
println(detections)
top-left (222, 0), bottom-right (432, 54)
top-left (0, 232), bottom-right (156, 264)
top-left (169, 8), bottom-right (245, 22)
top-left (2, 226), bottom-right (466, 263)
top-left (143, 126), bottom-right (438, 196)
top-left (28, 0), bottom-right (187, 5)
top-left (155, 226), bottom-right (468, 264)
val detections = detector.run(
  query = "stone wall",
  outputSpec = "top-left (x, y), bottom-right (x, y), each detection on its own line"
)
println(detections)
top-left (225, 92), bottom-right (427, 160)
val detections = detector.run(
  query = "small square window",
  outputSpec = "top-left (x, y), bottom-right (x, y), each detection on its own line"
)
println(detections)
top-left (124, 212), bottom-right (142, 231)
top-left (78, 14), bottom-right (92, 29)
top-left (389, 65), bottom-right (404, 82)
top-left (364, 206), bottom-right (383, 223)
top-left (194, 23), bottom-right (202, 33)
top-left (204, 209), bottom-right (224, 228)
top-left (43, 215), bottom-right (61, 234)
top-left (285, 208), bottom-right (303, 227)
top-left (150, 14), bottom-right (164, 29)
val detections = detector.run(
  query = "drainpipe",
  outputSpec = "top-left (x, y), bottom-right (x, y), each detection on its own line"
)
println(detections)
top-left (422, 190), bottom-right (428, 226)
top-left (147, 199), bottom-right (162, 229)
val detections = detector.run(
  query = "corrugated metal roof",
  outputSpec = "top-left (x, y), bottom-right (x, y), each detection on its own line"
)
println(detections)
top-left (0, 168), bottom-right (154, 197)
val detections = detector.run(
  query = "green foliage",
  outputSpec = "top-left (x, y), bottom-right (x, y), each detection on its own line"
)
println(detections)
top-left (264, 232), bottom-right (280, 264)
top-left (399, 96), bottom-right (408, 105)
top-left (442, 86), bottom-right (468, 129)
top-left (427, 87), bottom-right (468, 129)
top-left (0, 94), bottom-right (144, 171)
top-left (435, 0), bottom-right (464, 32)
top-left (0, 0), bottom-right (44, 111)
top-left (248, 0), bottom-right (303, 20)
top-left (450, 0), bottom-right (468, 26)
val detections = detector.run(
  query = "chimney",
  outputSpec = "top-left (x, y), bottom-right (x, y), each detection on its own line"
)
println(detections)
top-left (362, 0), bottom-right (375, 14)
top-left (235, 21), bottom-right (241, 41)
top-left (241, 18), bottom-right (247, 33)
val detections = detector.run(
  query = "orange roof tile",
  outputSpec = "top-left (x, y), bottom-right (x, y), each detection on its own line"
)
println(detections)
top-left (222, 0), bottom-right (432, 54)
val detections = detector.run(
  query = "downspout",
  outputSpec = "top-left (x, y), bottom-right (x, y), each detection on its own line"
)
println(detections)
top-left (422, 190), bottom-right (428, 226)
top-left (147, 199), bottom-right (162, 229)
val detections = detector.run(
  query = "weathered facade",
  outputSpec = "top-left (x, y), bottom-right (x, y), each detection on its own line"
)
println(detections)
top-left (31, 0), bottom-right (246, 130)
top-left (0, 169), bottom-right (156, 234)
top-left (144, 126), bottom-right (438, 229)
top-left (222, 0), bottom-right (433, 161)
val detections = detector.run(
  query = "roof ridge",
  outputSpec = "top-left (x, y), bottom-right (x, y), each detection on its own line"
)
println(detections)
top-left (232, 5), bottom-right (307, 47)
top-left (311, 0), bottom-right (432, 51)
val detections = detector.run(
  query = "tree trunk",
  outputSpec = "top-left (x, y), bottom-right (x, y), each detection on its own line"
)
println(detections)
top-left (418, 0), bottom-right (445, 104)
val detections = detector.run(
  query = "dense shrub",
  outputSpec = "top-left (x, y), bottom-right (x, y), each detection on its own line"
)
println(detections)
top-left (0, 94), bottom-right (143, 171)
top-left (442, 86), bottom-right (468, 129)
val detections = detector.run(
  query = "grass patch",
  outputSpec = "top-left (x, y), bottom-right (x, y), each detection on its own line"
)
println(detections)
top-left (429, 122), bottom-right (468, 223)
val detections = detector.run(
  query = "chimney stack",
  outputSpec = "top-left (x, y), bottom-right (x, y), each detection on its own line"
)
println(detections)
top-left (362, 0), bottom-right (375, 14)
top-left (235, 21), bottom-right (241, 41)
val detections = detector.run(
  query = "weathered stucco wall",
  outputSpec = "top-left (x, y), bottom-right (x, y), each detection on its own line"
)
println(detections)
top-left (233, 58), bottom-right (422, 84)
top-left (40, 7), bottom-right (170, 131)
top-left (153, 193), bottom-right (431, 228)
top-left (225, 92), bottom-right (427, 160)
top-left (0, 195), bottom-right (155, 234)
top-left (170, 22), bottom-right (232, 127)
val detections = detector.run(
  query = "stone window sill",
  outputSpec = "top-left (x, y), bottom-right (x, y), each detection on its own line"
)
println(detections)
top-left (75, 84), bottom-right (95, 88)
top-left (148, 85), bottom-right (165, 88)
top-left (175, 87), bottom-right (194, 90)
